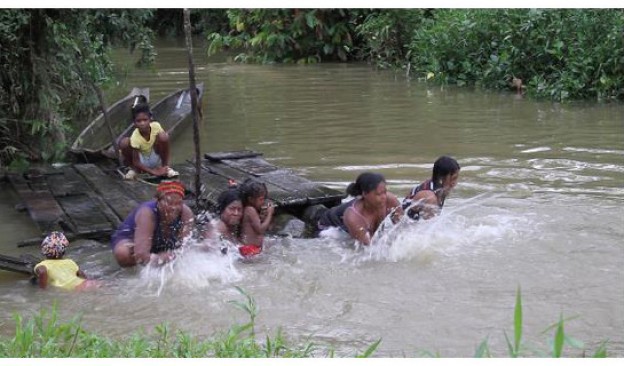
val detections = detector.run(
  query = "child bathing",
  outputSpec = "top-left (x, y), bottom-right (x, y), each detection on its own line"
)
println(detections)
top-left (239, 179), bottom-right (275, 256)
top-left (34, 232), bottom-right (98, 291)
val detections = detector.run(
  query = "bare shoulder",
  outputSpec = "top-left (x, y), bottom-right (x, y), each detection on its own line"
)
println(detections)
top-left (244, 206), bottom-right (258, 217)
top-left (387, 192), bottom-right (401, 206)
top-left (413, 190), bottom-right (437, 205)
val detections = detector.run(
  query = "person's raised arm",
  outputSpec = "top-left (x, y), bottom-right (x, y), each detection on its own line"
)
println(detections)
top-left (133, 206), bottom-right (157, 264)
top-left (343, 208), bottom-right (371, 246)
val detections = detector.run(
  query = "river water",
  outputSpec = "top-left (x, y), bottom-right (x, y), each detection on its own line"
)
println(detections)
top-left (1, 38), bottom-right (623, 357)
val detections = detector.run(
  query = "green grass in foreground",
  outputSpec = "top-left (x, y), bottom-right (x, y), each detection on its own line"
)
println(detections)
top-left (0, 286), bottom-right (609, 357)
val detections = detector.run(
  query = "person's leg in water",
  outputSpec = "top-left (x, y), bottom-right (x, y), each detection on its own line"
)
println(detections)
top-left (112, 239), bottom-right (137, 267)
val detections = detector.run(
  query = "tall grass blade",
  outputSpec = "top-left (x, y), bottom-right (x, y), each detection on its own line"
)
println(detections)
top-left (356, 338), bottom-right (381, 358)
top-left (593, 341), bottom-right (608, 358)
top-left (503, 330), bottom-right (515, 357)
top-left (513, 285), bottom-right (523, 356)
top-left (553, 315), bottom-right (565, 358)
top-left (474, 337), bottom-right (491, 358)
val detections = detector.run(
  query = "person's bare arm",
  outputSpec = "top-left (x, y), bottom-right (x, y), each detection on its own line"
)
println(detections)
top-left (133, 206), bottom-right (157, 264)
top-left (343, 208), bottom-right (371, 245)
top-left (387, 193), bottom-right (404, 223)
top-left (35, 266), bottom-right (48, 289)
top-left (245, 205), bottom-right (274, 235)
top-left (412, 191), bottom-right (439, 220)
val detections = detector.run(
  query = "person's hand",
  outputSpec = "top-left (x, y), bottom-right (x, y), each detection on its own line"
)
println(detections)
top-left (149, 252), bottom-right (176, 266)
top-left (265, 202), bottom-right (275, 217)
top-left (153, 166), bottom-right (169, 177)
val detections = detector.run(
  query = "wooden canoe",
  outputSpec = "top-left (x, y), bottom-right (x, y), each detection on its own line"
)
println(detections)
top-left (70, 87), bottom-right (149, 156)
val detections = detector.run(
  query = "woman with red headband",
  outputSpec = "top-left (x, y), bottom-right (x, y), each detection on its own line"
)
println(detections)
top-left (111, 180), bottom-right (194, 267)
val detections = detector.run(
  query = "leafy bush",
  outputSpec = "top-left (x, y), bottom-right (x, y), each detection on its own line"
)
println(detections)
top-left (409, 9), bottom-right (624, 101)
top-left (207, 9), bottom-right (369, 64)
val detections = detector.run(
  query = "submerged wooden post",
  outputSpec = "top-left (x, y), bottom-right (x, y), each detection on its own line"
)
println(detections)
top-left (183, 8), bottom-right (202, 207)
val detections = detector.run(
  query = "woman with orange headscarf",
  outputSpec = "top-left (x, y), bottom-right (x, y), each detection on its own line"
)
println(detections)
top-left (111, 180), bottom-right (194, 267)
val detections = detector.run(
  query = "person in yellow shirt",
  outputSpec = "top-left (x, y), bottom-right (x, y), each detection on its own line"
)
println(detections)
top-left (119, 102), bottom-right (178, 179)
top-left (34, 232), bottom-right (98, 291)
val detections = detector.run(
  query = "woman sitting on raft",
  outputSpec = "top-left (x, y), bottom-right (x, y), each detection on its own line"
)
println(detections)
top-left (111, 180), bottom-right (194, 267)
top-left (318, 172), bottom-right (403, 245)
top-left (402, 155), bottom-right (460, 220)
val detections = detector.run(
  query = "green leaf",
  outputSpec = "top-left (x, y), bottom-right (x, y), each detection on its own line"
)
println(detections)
top-left (356, 338), bottom-right (381, 358)
top-left (553, 315), bottom-right (564, 358)
top-left (474, 337), bottom-right (491, 358)
top-left (503, 330), bottom-right (515, 357)
top-left (513, 286), bottom-right (523, 355)
top-left (593, 341), bottom-right (608, 358)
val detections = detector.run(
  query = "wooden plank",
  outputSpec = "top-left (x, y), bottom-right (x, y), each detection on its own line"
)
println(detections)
top-left (205, 150), bottom-right (263, 162)
top-left (56, 194), bottom-right (114, 233)
top-left (220, 157), bottom-right (343, 207)
top-left (73, 164), bottom-right (139, 220)
top-left (47, 166), bottom-right (91, 197)
top-left (221, 156), bottom-right (280, 176)
top-left (199, 160), bottom-right (297, 207)
top-left (6, 173), bottom-right (65, 233)
top-left (0, 254), bottom-right (37, 275)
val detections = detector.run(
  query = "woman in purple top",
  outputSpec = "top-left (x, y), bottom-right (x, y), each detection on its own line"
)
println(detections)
top-left (111, 181), bottom-right (194, 267)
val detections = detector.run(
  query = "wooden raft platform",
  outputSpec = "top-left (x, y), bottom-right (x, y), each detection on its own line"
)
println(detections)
top-left (5, 150), bottom-right (343, 246)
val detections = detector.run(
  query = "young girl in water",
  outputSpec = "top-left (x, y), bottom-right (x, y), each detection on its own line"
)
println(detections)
top-left (402, 156), bottom-right (461, 220)
top-left (239, 179), bottom-right (275, 256)
top-left (34, 232), bottom-right (98, 291)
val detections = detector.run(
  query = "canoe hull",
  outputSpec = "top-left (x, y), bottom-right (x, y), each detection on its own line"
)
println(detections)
top-left (70, 88), bottom-right (149, 155)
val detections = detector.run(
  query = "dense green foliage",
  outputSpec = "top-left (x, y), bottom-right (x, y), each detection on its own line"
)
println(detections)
top-left (150, 9), bottom-right (229, 37)
top-left (409, 9), bottom-right (624, 101)
top-left (355, 9), bottom-right (429, 69)
top-left (0, 9), bottom-right (155, 167)
top-left (207, 9), bottom-right (369, 63)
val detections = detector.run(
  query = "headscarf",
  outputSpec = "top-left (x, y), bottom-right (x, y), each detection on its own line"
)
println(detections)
top-left (157, 180), bottom-right (185, 198)
top-left (41, 231), bottom-right (69, 258)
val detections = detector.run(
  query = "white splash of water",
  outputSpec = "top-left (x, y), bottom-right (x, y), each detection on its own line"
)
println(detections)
top-left (136, 240), bottom-right (242, 296)
top-left (348, 193), bottom-right (533, 264)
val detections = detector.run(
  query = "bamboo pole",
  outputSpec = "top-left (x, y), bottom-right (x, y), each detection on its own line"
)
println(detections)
top-left (183, 9), bottom-right (202, 207)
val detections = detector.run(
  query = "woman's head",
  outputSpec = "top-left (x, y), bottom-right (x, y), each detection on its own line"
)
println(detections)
top-left (240, 179), bottom-right (268, 209)
top-left (217, 188), bottom-right (243, 227)
top-left (156, 181), bottom-right (185, 223)
top-left (346, 172), bottom-right (387, 207)
top-left (432, 156), bottom-right (460, 192)
top-left (41, 231), bottom-right (69, 259)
